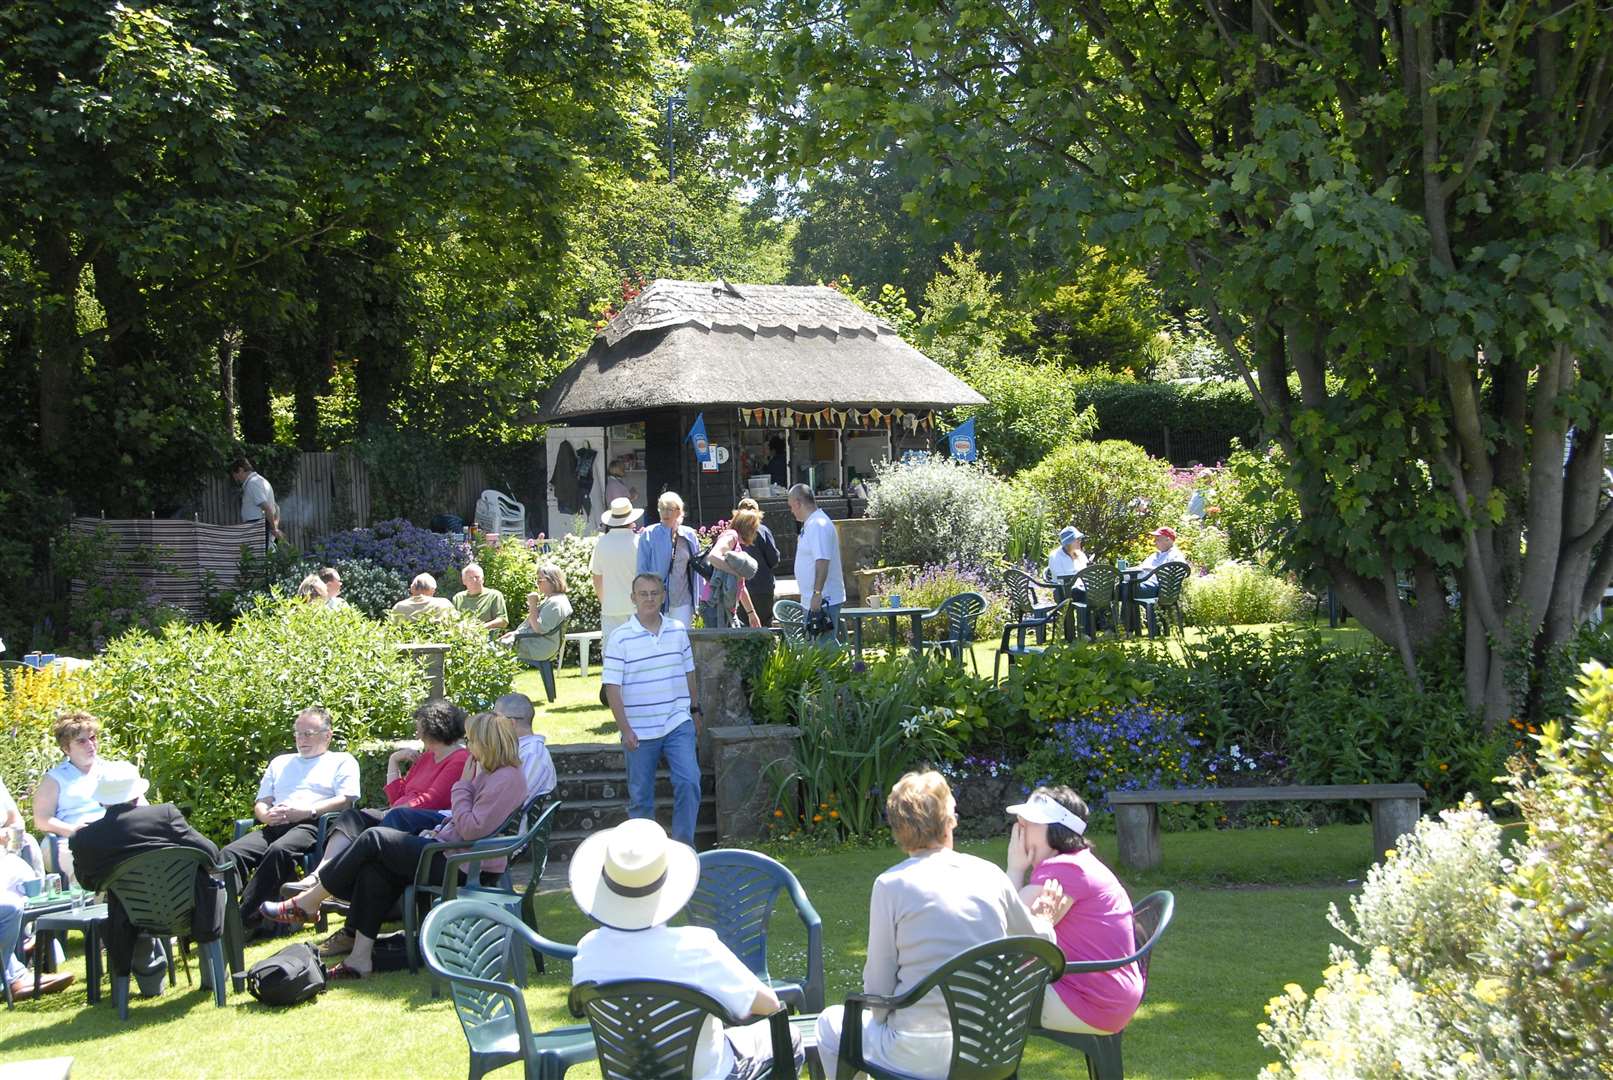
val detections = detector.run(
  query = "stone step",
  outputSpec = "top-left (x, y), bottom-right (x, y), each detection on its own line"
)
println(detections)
top-left (551, 743), bottom-right (631, 775)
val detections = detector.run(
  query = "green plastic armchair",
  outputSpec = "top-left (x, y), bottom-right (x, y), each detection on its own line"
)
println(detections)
top-left (438, 799), bottom-right (562, 988)
top-left (683, 848), bottom-right (825, 1012)
top-left (920, 592), bottom-right (987, 675)
top-left (1033, 890), bottom-right (1175, 1079)
top-left (420, 899), bottom-right (594, 1080)
top-left (772, 599), bottom-right (809, 646)
top-left (839, 935), bottom-right (1065, 1080)
top-left (1070, 565), bottom-right (1120, 639)
top-left (1132, 563), bottom-right (1190, 637)
top-left (100, 847), bottom-right (238, 1019)
top-left (570, 978), bottom-right (799, 1080)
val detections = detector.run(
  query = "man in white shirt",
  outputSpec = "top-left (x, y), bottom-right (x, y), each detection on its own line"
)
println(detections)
top-left (1135, 526), bottom-right (1189, 599)
top-left (602, 574), bottom-right (702, 845)
top-left (220, 706), bottom-right (359, 936)
top-left (230, 457), bottom-right (283, 543)
top-left (592, 498), bottom-right (643, 645)
top-left (493, 693), bottom-right (558, 801)
top-left (389, 573), bottom-right (456, 622)
top-left (570, 820), bottom-right (802, 1080)
top-left (787, 484), bottom-right (846, 640)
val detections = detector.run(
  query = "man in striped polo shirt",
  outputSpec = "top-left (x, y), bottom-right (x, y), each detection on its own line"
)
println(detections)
top-left (602, 573), bottom-right (703, 845)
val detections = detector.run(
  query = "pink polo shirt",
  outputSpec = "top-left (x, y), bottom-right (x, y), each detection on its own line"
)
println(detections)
top-left (1030, 848), bottom-right (1144, 1033)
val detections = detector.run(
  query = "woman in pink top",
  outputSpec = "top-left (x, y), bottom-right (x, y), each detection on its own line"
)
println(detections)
top-left (288, 698), bottom-right (470, 901)
top-left (1005, 786), bottom-right (1144, 1035)
top-left (261, 711), bottom-right (529, 979)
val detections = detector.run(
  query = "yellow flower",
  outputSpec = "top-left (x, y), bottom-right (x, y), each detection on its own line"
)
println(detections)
top-left (812, 814), bottom-right (823, 823)
top-left (829, 810), bottom-right (839, 819)
top-left (1437, 762), bottom-right (1448, 772)
top-left (773, 809), bottom-right (785, 818)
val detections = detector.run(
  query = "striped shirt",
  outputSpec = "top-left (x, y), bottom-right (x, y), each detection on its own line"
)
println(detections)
top-left (602, 615), bottom-right (695, 740)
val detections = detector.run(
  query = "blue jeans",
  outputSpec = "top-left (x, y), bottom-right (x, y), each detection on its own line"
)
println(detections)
top-left (378, 807), bottom-right (448, 834)
top-left (1, 892), bottom-right (27, 984)
top-left (624, 720), bottom-right (701, 845)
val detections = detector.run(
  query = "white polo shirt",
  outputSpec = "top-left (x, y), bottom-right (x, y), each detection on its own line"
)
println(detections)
top-left (256, 751), bottom-right (360, 810)
top-left (240, 471), bottom-right (275, 523)
top-left (793, 508), bottom-right (846, 606)
top-left (601, 615), bottom-right (695, 740)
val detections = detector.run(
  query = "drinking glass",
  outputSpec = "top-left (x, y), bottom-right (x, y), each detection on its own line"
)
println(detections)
top-left (43, 873), bottom-right (61, 896)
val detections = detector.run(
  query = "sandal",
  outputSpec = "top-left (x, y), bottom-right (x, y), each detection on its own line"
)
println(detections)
top-left (258, 899), bottom-right (317, 926)
top-left (327, 961), bottom-right (367, 980)
top-left (318, 928), bottom-right (355, 958)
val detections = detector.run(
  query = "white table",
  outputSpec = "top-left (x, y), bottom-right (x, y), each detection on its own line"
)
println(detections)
top-left (563, 630), bottom-right (603, 677)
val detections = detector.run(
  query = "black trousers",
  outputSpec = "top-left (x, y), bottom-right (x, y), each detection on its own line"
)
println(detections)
top-left (221, 822), bottom-right (318, 924)
top-left (750, 586), bottom-right (775, 628)
top-left (327, 807), bottom-right (386, 847)
top-left (319, 827), bottom-right (500, 939)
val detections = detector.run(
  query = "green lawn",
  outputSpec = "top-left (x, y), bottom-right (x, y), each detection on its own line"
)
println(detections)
top-left (0, 825), bottom-right (1370, 1078)
top-left (520, 617), bottom-right (1373, 749)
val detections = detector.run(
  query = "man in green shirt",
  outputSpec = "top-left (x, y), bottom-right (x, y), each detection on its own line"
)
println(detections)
top-left (452, 563), bottom-right (508, 630)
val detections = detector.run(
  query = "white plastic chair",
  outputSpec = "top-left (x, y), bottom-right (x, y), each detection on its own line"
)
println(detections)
top-left (475, 490), bottom-right (526, 538)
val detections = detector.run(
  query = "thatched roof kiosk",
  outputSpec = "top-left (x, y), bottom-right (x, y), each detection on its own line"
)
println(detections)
top-left (538, 279), bottom-right (983, 534)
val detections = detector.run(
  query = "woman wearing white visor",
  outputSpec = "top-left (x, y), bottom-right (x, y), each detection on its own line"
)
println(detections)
top-left (1005, 787), bottom-right (1145, 1036)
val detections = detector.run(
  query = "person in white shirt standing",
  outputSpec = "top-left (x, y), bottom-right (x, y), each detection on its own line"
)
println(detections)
top-left (602, 574), bottom-right (701, 845)
top-left (591, 498), bottom-right (643, 645)
top-left (570, 819), bottom-right (802, 1080)
top-left (787, 484), bottom-right (846, 640)
top-left (220, 706), bottom-right (359, 937)
top-left (1134, 526), bottom-right (1189, 599)
top-left (230, 457), bottom-right (283, 544)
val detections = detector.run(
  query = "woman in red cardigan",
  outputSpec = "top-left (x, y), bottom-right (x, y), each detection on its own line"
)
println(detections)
top-left (286, 697), bottom-right (468, 895)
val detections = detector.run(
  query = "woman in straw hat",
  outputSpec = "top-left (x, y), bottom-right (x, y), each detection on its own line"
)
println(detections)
top-left (592, 497), bottom-right (643, 644)
top-left (570, 818), bottom-right (803, 1079)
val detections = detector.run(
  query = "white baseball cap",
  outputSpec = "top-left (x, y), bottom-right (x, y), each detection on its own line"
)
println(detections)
top-left (1005, 791), bottom-right (1088, 835)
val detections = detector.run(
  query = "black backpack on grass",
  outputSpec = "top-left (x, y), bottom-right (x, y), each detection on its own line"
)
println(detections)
top-left (246, 942), bottom-right (327, 1006)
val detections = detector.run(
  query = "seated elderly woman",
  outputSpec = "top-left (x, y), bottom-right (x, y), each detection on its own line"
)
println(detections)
top-left (296, 574), bottom-right (328, 603)
top-left (1005, 786), bottom-right (1143, 1036)
top-left (261, 710), bottom-right (527, 979)
top-left (815, 770), bottom-right (1070, 1079)
top-left (31, 711), bottom-right (134, 884)
top-left (500, 564), bottom-right (573, 665)
top-left (284, 698), bottom-right (470, 949)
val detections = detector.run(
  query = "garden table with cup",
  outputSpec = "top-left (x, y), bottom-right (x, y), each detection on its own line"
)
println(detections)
top-left (838, 595), bottom-right (932, 661)
top-left (30, 894), bottom-right (110, 1004)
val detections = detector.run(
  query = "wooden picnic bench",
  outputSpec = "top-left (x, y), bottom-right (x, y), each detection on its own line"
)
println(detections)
top-left (1107, 783), bottom-right (1426, 870)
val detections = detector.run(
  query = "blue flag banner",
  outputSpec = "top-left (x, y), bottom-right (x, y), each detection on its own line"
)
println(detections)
top-left (947, 418), bottom-right (978, 462)
top-left (686, 412), bottom-right (715, 467)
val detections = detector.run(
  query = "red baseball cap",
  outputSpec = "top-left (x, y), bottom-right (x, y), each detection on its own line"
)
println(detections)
top-left (1151, 526), bottom-right (1177, 540)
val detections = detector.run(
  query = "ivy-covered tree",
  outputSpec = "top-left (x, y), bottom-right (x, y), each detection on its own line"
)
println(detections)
top-left (695, 0), bottom-right (1613, 724)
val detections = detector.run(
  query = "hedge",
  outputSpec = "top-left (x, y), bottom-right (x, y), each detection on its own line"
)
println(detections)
top-left (1070, 377), bottom-right (1262, 464)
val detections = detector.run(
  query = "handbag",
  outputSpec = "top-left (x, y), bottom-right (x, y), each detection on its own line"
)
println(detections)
top-left (246, 942), bottom-right (327, 1006)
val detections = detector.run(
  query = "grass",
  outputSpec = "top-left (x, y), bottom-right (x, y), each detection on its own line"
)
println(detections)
top-left (521, 616), bottom-right (1374, 748)
top-left (0, 824), bottom-right (1372, 1078)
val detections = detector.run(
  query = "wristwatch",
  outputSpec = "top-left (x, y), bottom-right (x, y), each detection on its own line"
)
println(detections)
top-left (691, 706), bottom-right (704, 716)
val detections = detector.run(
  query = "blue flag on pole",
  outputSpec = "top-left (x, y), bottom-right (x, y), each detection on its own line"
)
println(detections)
top-left (947, 417), bottom-right (978, 462)
top-left (686, 412), bottom-right (712, 463)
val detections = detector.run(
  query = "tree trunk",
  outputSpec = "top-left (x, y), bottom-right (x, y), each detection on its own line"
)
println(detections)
top-left (237, 329), bottom-right (274, 445)
top-left (34, 224), bottom-right (79, 460)
top-left (218, 331), bottom-right (238, 444)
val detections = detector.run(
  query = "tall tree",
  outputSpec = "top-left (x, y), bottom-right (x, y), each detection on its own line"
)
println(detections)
top-left (696, 0), bottom-right (1613, 724)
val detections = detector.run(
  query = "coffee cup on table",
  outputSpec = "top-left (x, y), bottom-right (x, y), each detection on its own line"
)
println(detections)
top-left (888, 594), bottom-right (902, 608)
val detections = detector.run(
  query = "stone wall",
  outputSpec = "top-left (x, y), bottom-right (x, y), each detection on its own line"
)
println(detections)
top-left (687, 628), bottom-right (770, 767)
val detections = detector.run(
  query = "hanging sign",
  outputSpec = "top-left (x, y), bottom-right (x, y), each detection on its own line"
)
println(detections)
top-left (947, 417), bottom-right (978, 462)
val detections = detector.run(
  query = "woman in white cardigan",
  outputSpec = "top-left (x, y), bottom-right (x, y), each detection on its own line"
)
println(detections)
top-left (814, 770), bottom-right (1070, 1079)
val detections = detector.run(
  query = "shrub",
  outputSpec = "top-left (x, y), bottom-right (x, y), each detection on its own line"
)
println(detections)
top-left (387, 611), bottom-right (520, 714)
top-left (91, 599), bottom-right (426, 840)
top-left (1015, 440), bottom-right (1185, 560)
top-left (1017, 703), bottom-right (1206, 821)
top-left (0, 666), bottom-right (102, 822)
top-left (1201, 444), bottom-right (1300, 567)
top-left (1262, 664), bottom-right (1613, 1076)
top-left (867, 456), bottom-right (1009, 571)
top-left (311, 518), bottom-right (465, 583)
top-left (869, 564), bottom-right (1012, 642)
top-left (461, 533), bottom-right (541, 609)
top-left (769, 661), bottom-right (959, 839)
top-left (535, 533), bottom-right (601, 633)
top-left (749, 641), bottom-right (850, 726)
top-left (1002, 642), bottom-right (1165, 751)
top-left (267, 557), bottom-right (409, 620)
top-left (950, 356), bottom-right (1099, 475)
top-left (51, 527), bottom-right (189, 652)
top-left (1184, 560), bottom-right (1308, 626)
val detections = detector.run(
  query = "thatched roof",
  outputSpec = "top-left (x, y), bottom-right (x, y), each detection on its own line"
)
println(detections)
top-left (537, 279), bottom-right (985, 422)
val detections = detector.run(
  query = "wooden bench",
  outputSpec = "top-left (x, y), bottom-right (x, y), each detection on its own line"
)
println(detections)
top-left (1107, 783), bottom-right (1426, 870)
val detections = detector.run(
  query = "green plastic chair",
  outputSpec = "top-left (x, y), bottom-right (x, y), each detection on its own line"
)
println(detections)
top-left (570, 978), bottom-right (799, 1080)
top-left (919, 592), bottom-right (987, 675)
top-left (1002, 568), bottom-right (1055, 622)
top-left (1033, 890), bottom-right (1176, 1079)
top-left (420, 899), bottom-right (595, 1080)
top-left (993, 598), bottom-right (1070, 684)
top-left (772, 599), bottom-right (809, 646)
top-left (438, 800), bottom-right (562, 988)
top-left (403, 793), bottom-right (555, 977)
top-left (683, 848), bottom-right (825, 1012)
top-left (100, 847), bottom-right (237, 1019)
top-left (1134, 563), bottom-right (1190, 637)
top-left (1071, 565), bottom-right (1120, 639)
top-left (838, 935), bottom-right (1066, 1079)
